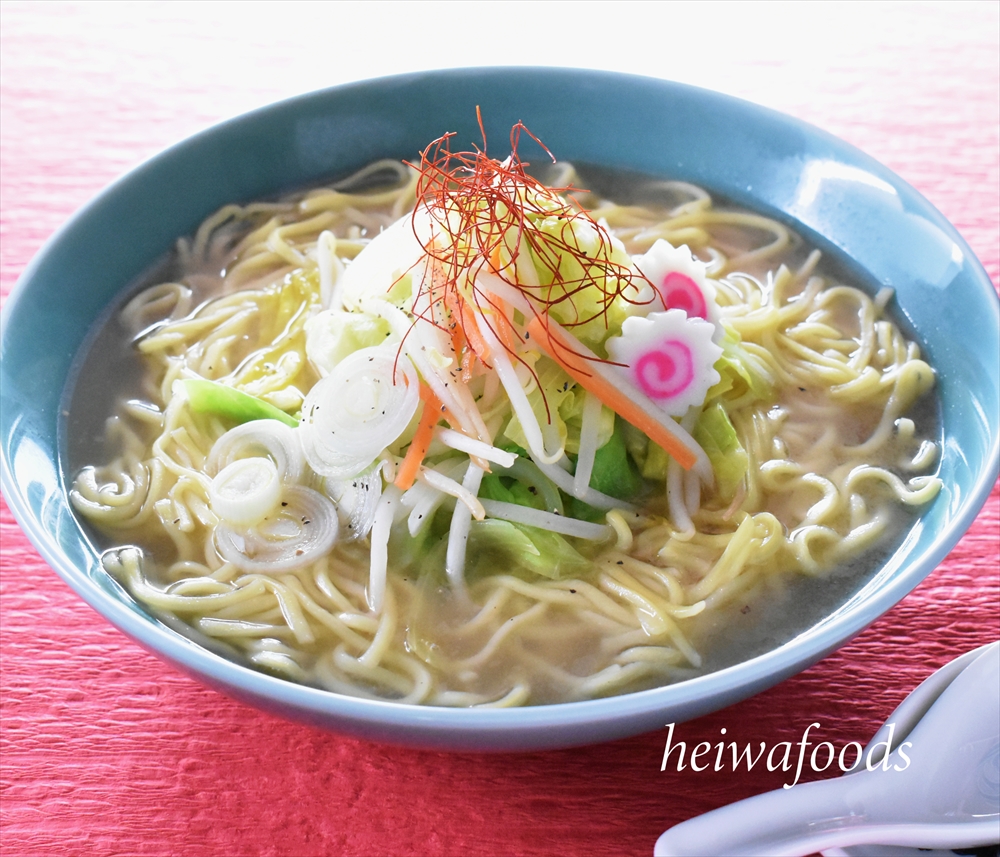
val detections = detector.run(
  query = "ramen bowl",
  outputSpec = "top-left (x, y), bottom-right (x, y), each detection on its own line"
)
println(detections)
top-left (1, 68), bottom-right (997, 750)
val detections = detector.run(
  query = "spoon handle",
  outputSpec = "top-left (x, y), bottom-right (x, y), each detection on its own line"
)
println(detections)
top-left (657, 772), bottom-right (863, 855)
top-left (654, 771), bottom-right (886, 856)
top-left (651, 772), bottom-right (1000, 857)
top-left (654, 771), bottom-right (1000, 857)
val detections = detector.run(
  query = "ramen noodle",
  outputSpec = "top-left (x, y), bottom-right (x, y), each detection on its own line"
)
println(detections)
top-left (69, 126), bottom-right (941, 706)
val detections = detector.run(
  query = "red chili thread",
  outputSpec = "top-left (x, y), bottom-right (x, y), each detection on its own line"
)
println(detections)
top-left (400, 110), bottom-right (655, 419)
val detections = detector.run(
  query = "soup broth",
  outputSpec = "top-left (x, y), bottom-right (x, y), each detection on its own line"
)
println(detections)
top-left (66, 146), bottom-right (941, 706)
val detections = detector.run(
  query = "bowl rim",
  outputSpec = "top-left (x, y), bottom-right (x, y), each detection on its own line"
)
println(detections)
top-left (2, 66), bottom-right (998, 750)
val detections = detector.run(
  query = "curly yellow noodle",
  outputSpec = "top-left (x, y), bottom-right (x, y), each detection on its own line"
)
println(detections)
top-left (70, 161), bottom-right (942, 706)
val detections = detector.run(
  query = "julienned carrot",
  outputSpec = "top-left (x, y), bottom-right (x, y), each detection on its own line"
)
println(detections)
top-left (461, 346), bottom-right (477, 383)
top-left (487, 297), bottom-right (519, 354)
top-left (394, 384), bottom-right (444, 490)
top-left (461, 300), bottom-right (491, 363)
top-left (481, 248), bottom-right (519, 353)
top-left (525, 316), bottom-right (698, 471)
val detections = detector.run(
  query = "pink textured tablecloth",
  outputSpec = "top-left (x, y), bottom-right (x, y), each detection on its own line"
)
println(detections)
top-left (1, 4), bottom-right (997, 856)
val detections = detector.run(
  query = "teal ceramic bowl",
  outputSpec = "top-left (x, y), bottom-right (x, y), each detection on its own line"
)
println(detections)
top-left (2, 69), bottom-right (997, 750)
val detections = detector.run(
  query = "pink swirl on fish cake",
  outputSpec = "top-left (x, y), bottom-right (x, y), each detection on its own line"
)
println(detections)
top-left (634, 340), bottom-right (695, 401)
top-left (662, 272), bottom-right (708, 319)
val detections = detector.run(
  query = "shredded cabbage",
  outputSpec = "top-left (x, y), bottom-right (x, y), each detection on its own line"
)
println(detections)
top-left (465, 519), bottom-right (590, 580)
top-left (707, 322), bottom-right (775, 406)
top-left (693, 402), bottom-right (749, 502)
top-left (304, 310), bottom-right (393, 376)
top-left (528, 206), bottom-right (638, 352)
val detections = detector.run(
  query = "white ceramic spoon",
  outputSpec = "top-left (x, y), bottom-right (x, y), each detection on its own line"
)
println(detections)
top-left (823, 641), bottom-right (1000, 857)
top-left (654, 642), bottom-right (1000, 857)
top-left (861, 641), bottom-right (998, 769)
